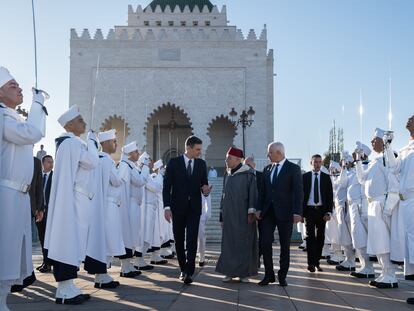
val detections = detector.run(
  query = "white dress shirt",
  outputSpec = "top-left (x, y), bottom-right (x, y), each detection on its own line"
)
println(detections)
top-left (307, 170), bottom-right (323, 206)
top-left (183, 153), bottom-right (194, 172)
top-left (270, 158), bottom-right (286, 182)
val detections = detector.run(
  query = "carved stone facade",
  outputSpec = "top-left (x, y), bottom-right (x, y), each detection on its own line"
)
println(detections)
top-left (69, 0), bottom-right (274, 171)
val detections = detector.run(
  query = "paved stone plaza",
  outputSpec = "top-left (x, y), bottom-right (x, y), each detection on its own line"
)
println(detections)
top-left (7, 244), bottom-right (414, 311)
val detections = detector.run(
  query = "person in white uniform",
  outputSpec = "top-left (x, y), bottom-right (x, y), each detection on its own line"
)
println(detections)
top-left (347, 142), bottom-right (375, 279)
top-left (91, 129), bottom-right (125, 288)
top-left (356, 128), bottom-right (398, 288)
top-left (143, 158), bottom-right (168, 265)
top-left (334, 152), bottom-right (356, 272)
top-left (384, 118), bottom-right (414, 281)
top-left (44, 105), bottom-right (99, 304)
top-left (198, 189), bottom-right (212, 267)
top-left (0, 67), bottom-right (47, 311)
top-left (118, 143), bottom-right (152, 273)
top-left (325, 161), bottom-right (344, 265)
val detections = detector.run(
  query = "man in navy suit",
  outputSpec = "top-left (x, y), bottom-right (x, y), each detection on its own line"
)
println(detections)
top-left (256, 142), bottom-right (304, 287)
top-left (163, 136), bottom-right (210, 284)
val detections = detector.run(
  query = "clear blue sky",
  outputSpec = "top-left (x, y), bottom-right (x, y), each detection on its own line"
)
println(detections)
top-left (1, 0), bottom-right (413, 169)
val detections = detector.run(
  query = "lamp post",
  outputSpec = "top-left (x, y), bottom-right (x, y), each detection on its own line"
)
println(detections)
top-left (229, 106), bottom-right (255, 155)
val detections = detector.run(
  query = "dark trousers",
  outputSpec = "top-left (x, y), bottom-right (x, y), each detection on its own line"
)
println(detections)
top-left (172, 208), bottom-right (201, 276)
top-left (45, 249), bottom-right (78, 282)
top-left (305, 207), bottom-right (326, 267)
top-left (116, 248), bottom-right (134, 259)
top-left (84, 256), bottom-right (107, 275)
top-left (35, 215), bottom-right (52, 266)
top-left (259, 208), bottom-right (293, 280)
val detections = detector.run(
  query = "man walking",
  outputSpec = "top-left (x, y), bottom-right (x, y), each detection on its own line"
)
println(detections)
top-left (163, 136), bottom-right (210, 284)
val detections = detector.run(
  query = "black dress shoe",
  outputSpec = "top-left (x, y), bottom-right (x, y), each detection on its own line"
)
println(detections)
top-left (369, 280), bottom-right (377, 287)
top-left (81, 294), bottom-right (91, 300)
top-left (120, 271), bottom-right (140, 278)
top-left (327, 259), bottom-right (340, 265)
top-left (39, 265), bottom-right (52, 273)
top-left (373, 282), bottom-right (398, 289)
top-left (94, 281), bottom-right (120, 289)
top-left (36, 263), bottom-right (44, 271)
top-left (336, 265), bottom-right (356, 272)
top-left (302, 248), bottom-right (307, 252)
top-left (134, 265), bottom-right (154, 271)
top-left (278, 279), bottom-right (288, 287)
top-left (316, 266), bottom-right (323, 272)
top-left (350, 272), bottom-right (375, 279)
top-left (162, 254), bottom-right (175, 259)
top-left (179, 272), bottom-right (185, 281)
top-left (406, 274), bottom-right (414, 281)
top-left (151, 259), bottom-right (168, 265)
top-left (184, 274), bottom-right (193, 285)
top-left (55, 294), bottom-right (87, 305)
top-left (258, 275), bottom-right (276, 286)
top-left (298, 245), bottom-right (305, 250)
top-left (407, 297), bottom-right (414, 304)
top-left (307, 265), bottom-right (316, 273)
top-left (199, 262), bottom-right (205, 267)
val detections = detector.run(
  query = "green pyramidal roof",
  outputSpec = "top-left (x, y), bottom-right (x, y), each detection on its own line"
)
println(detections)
top-left (146, 0), bottom-right (214, 12)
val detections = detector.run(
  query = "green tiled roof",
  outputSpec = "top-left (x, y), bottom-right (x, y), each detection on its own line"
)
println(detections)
top-left (146, 0), bottom-right (214, 12)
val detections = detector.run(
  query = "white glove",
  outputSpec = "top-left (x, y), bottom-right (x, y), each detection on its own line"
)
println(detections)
top-left (32, 88), bottom-right (46, 106)
top-left (87, 130), bottom-right (99, 149)
top-left (139, 153), bottom-right (150, 166)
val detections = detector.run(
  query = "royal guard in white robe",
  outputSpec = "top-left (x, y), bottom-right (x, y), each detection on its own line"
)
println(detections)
top-left (143, 159), bottom-right (168, 265)
top-left (154, 161), bottom-right (176, 259)
top-left (356, 128), bottom-right (398, 288)
top-left (383, 151), bottom-right (405, 264)
top-left (0, 67), bottom-right (47, 311)
top-left (333, 153), bottom-right (356, 272)
top-left (44, 105), bottom-right (99, 304)
top-left (325, 162), bottom-right (344, 265)
top-left (118, 143), bottom-right (151, 273)
top-left (198, 191), bottom-right (212, 266)
top-left (91, 129), bottom-right (125, 289)
top-left (384, 120), bottom-right (414, 283)
top-left (346, 142), bottom-right (375, 278)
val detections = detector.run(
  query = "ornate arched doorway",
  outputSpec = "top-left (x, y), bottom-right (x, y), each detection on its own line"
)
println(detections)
top-left (100, 115), bottom-right (130, 161)
top-left (145, 103), bottom-right (193, 163)
top-left (205, 115), bottom-right (236, 176)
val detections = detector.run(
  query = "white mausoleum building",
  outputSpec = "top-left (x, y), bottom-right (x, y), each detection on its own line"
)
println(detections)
top-left (69, 0), bottom-right (274, 171)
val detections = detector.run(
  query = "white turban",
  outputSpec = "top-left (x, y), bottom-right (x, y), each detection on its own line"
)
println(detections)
top-left (58, 105), bottom-right (81, 127)
top-left (98, 129), bottom-right (116, 143)
top-left (122, 141), bottom-right (138, 154)
top-left (0, 67), bottom-right (14, 88)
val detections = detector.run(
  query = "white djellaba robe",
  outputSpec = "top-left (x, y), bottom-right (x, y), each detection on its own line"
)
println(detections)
top-left (0, 102), bottom-right (46, 284)
top-left (44, 132), bottom-right (99, 268)
top-left (346, 166), bottom-right (369, 250)
top-left (356, 154), bottom-right (389, 256)
top-left (386, 141), bottom-right (414, 274)
top-left (198, 194), bottom-right (212, 262)
top-left (332, 170), bottom-right (353, 248)
top-left (143, 173), bottom-right (164, 249)
top-left (98, 152), bottom-right (125, 258)
top-left (118, 159), bottom-right (150, 253)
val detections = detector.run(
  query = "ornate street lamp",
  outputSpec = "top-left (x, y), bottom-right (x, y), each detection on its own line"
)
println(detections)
top-left (229, 106), bottom-right (255, 155)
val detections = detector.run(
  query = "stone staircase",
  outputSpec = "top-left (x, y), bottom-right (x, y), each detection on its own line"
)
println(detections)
top-left (206, 177), bottom-right (224, 244)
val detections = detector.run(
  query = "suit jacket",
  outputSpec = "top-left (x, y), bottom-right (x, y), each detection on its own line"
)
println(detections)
top-left (257, 160), bottom-right (304, 221)
top-left (302, 171), bottom-right (333, 216)
top-left (30, 157), bottom-right (44, 216)
top-left (44, 170), bottom-right (53, 211)
top-left (163, 155), bottom-right (208, 216)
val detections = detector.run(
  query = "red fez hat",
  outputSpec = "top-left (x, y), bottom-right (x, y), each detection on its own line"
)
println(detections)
top-left (227, 147), bottom-right (244, 158)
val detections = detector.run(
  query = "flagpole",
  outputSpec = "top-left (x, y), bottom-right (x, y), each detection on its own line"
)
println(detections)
top-left (157, 120), bottom-right (161, 160)
top-left (123, 88), bottom-right (127, 145)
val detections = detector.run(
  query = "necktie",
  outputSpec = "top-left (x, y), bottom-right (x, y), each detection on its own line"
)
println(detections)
top-left (272, 164), bottom-right (280, 185)
top-left (43, 174), bottom-right (47, 188)
top-left (187, 159), bottom-right (192, 178)
top-left (314, 173), bottom-right (320, 204)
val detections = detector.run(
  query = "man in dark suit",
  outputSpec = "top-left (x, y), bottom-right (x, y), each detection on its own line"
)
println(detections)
top-left (37, 155), bottom-right (54, 273)
top-left (303, 154), bottom-right (333, 273)
top-left (256, 142), bottom-right (304, 287)
top-left (163, 136), bottom-right (210, 284)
